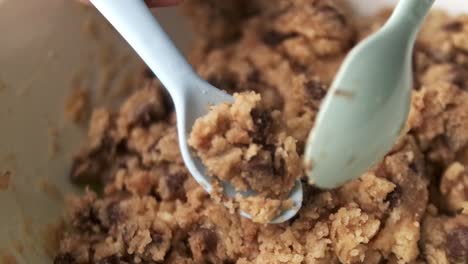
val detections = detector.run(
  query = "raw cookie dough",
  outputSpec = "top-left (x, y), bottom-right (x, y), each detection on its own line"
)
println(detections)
top-left (55, 1), bottom-right (468, 263)
top-left (421, 206), bottom-right (468, 264)
top-left (189, 91), bottom-right (301, 223)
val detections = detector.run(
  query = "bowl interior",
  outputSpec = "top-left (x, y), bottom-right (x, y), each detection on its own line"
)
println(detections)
top-left (0, 0), bottom-right (465, 263)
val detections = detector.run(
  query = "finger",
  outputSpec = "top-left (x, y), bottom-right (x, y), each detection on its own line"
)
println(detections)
top-left (79, 0), bottom-right (183, 7)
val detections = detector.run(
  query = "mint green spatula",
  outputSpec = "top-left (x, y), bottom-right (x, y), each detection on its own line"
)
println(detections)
top-left (304, 0), bottom-right (434, 188)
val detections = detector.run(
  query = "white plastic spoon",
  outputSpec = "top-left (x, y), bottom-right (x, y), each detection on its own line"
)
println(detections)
top-left (90, 0), bottom-right (303, 223)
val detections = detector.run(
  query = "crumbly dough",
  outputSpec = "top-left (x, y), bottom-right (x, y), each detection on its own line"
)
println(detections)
top-left (189, 91), bottom-right (300, 223)
top-left (55, 1), bottom-right (468, 263)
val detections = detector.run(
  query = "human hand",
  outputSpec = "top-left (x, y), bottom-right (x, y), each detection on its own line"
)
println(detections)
top-left (79, 0), bottom-right (183, 7)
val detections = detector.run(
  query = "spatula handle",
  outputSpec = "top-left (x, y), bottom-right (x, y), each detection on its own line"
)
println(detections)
top-left (90, 0), bottom-right (196, 94)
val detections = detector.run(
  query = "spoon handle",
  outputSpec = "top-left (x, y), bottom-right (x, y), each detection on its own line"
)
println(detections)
top-left (90, 0), bottom-right (196, 95)
top-left (388, 0), bottom-right (435, 33)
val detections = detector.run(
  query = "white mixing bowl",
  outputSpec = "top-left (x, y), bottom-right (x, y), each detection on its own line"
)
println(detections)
top-left (0, 0), bottom-right (465, 263)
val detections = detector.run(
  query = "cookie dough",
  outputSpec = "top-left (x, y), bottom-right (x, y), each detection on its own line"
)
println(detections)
top-left (189, 91), bottom-right (301, 223)
top-left (55, 1), bottom-right (468, 263)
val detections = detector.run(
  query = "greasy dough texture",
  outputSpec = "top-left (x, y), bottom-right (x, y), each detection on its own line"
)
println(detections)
top-left (55, 1), bottom-right (468, 263)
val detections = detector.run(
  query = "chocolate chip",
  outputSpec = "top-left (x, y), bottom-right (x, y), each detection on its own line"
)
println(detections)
top-left (207, 72), bottom-right (240, 94)
top-left (120, 254), bottom-right (133, 263)
top-left (88, 207), bottom-right (102, 224)
top-left (409, 162), bottom-right (419, 174)
top-left (385, 184), bottom-right (402, 209)
top-left (133, 104), bottom-right (161, 128)
top-left (151, 232), bottom-right (164, 245)
top-left (247, 70), bottom-right (261, 83)
top-left (251, 109), bottom-right (273, 144)
top-left (446, 226), bottom-right (468, 261)
top-left (150, 188), bottom-right (162, 202)
top-left (454, 46), bottom-right (468, 58)
top-left (88, 247), bottom-right (96, 263)
top-left (75, 206), bottom-right (103, 232)
top-left (443, 21), bottom-right (463, 32)
top-left (243, 150), bottom-right (277, 191)
top-left (247, 153), bottom-right (274, 175)
top-left (262, 30), bottom-right (298, 47)
top-left (199, 228), bottom-right (218, 253)
top-left (452, 66), bottom-right (468, 89)
top-left (166, 173), bottom-right (187, 201)
top-left (142, 230), bottom-right (169, 262)
top-left (54, 253), bottom-right (76, 264)
top-left (97, 255), bottom-right (120, 264)
top-left (188, 228), bottom-right (219, 262)
top-left (289, 60), bottom-right (308, 74)
top-left (274, 157), bottom-right (287, 178)
top-left (107, 201), bottom-right (123, 224)
top-left (304, 80), bottom-right (327, 100)
top-left (116, 159), bottom-right (128, 171)
top-left (115, 139), bottom-right (128, 155)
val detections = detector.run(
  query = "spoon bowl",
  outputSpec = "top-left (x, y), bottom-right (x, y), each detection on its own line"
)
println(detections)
top-left (90, 0), bottom-right (303, 223)
top-left (176, 78), bottom-right (303, 224)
